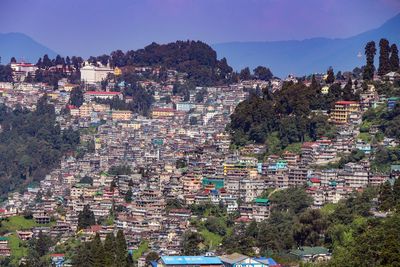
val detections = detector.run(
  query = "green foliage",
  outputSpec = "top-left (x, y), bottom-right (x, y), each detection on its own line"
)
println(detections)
top-left (269, 187), bottom-right (313, 214)
top-left (72, 231), bottom-right (132, 267)
top-left (79, 175), bottom-right (93, 185)
top-left (363, 41), bottom-right (376, 80)
top-left (205, 216), bottom-right (227, 236)
top-left (378, 38), bottom-right (391, 76)
top-left (253, 66), bottom-right (273, 81)
top-left (78, 205), bottom-right (96, 230)
top-left (0, 97), bottom-right (80, 199)
top-left (229, 82), bottom-right (337, 149)
top-left (0, 64), bottom-right (13, 82)
top-left (124, 189), bottom-right (133, 203)
top-left (145, 251), bottom-right (159, 266)
top-left (181, 230), bottom-right (204, 255)
top-left (69, 87), bottom-right (84, 107)
top-left (108, 41), bottom-right (233, 86)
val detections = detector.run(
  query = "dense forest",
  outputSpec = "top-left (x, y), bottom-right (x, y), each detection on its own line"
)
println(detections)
top-left (90, 40), bottom-right (235, 86)
top-left (228, 77), bottom-right (358, 150)
top-left (0, 96), bottom-right (80, 199)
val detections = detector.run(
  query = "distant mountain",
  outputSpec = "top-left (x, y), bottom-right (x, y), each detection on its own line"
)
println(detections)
top-left (0, 32), bottom-right (57, 64)
top-left (212, 13), bottom-right (400, 78)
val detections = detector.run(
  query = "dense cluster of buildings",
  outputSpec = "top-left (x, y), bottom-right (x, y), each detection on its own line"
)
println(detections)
top-left (0, 63), bottom-right (399, 265)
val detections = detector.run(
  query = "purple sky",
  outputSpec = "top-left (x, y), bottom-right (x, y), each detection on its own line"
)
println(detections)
top-left (1, 0), bottom-right (400, 57)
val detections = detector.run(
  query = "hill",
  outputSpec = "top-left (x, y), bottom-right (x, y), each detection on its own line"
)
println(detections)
top-left (212, 13), bottom-right (400, 77)
top-left (0, 32), bottom-right (57, 64)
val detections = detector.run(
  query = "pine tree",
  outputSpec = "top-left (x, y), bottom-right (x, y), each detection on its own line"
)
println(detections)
top-left (379, 181), bottom-right (394, 211)
top-left (78, 204), bottom-right (96, 230)
top-left (124, 189), bottom-right (133, 203)
top-left (10, 57), bottom-right (17, 64)
top-left (390, 44), bottom-right (399, 72)
top-left (326, 67), bottom-right (335, 84)
top-left (378, 38), bottom-right (391, 76)
top-left (342, 78), bottom-right (354, 101)
top-left (363, 41), bottom-right (376, 80)
top-left (115, 230), bottom-right (128, 267)
top-left (73, 242), bottom-right (94, 267)
top-left (104, 233), bottom-right (116, 267)
top-left (69, 86), bottom-right (84, 107)
top-left (91, 233), bottom-right (106, 267)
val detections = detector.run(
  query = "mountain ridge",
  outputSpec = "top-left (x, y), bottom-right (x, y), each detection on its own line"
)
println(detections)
top-left (212, 13), bottom-right (400, 77)
top-left (0, 32), bottom-right (57, 64)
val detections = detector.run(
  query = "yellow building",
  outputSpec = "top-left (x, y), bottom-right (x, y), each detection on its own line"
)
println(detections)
top-left (331, 101), bottom-right (360, 124)
top-left (152, 108), bottom-right (175, 118)
top-left (111, 110), bottom-right (132, 121)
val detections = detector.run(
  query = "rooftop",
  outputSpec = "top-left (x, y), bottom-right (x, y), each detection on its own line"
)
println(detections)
top-left (161, 256), bottom-right (222, 265)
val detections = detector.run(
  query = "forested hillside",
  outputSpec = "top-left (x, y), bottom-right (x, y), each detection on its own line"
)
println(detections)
top-left (90, 40), bottom-right (234, 86)
top-left (0, 96), bottom-right (80, 199)
top-left (229, 78), bottom-right (358, 151)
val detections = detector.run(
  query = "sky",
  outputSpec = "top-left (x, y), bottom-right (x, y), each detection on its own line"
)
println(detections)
top-left (1, 0), bottom-right (400, 57)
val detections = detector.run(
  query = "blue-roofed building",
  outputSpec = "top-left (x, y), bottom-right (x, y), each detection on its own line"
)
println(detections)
top-left (158, 256), bottom-right (223, 267)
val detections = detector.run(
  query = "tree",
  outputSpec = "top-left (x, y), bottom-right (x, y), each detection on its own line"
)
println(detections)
top-left (115, 230), bottom-right (128, 267)
top-left (124, 189), bottom-right (133, 203)
top-left (239, 67), bottom-right (251, 80)
top-left (253, 66), bottom-right (273, 81)
top-left (326, 67), bottom-right (335, 84)
top-left (145, 251), bottom-right (159, 266)
top-left (103, 233), bottom-right (116, 266)
top-left (10, 57), bottom-right (16, 63)
top-left (342, 78), bottom-right (355, 101)
top-left (378, 181), bottom-right (394, 211)
top-left (363, 41), bottom-right (376, 80)
top-left (79, 175), bottom-right (93, 185)
top-left (91, 233), bottom-right (106, 267)
top-left (42, 54), bottom-right (52, 68)
top-left (378, 38), bottom-right (391, 76)
top-left (181, 231), bottom-right (204, 255)
top-left (78, 204), bottom-right (96, 230)
top-left (69, 87), bottom-right (84, 107)
top-left (205, 216), bottom-right (227, 236)
top-left (390, 44), bottom-right (399, 72)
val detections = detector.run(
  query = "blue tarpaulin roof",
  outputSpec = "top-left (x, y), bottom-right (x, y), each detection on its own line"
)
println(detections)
top-left (161, 256), bottom-right (222, 265)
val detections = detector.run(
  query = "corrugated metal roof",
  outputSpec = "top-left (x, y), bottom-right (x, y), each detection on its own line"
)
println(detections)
top-left (161, 256), bottom-right (222, 265)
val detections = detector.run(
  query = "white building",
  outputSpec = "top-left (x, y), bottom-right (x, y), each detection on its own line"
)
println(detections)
top-left (80, 64), bottom-right (113, 84)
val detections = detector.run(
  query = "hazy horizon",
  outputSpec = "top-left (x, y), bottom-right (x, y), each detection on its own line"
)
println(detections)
top-left (1, 0), bottom-right (400, 57)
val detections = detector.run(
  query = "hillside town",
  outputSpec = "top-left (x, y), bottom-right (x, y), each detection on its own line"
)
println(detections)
top-left (0, 46), bottom-right (399, 267)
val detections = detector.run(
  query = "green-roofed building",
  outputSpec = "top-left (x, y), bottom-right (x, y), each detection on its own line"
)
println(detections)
top-left (254, 198), bottom-right (270, 206)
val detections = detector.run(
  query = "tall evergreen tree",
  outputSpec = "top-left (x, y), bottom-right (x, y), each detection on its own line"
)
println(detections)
top-left (69, 86), bottom-right (84, 107)
top-left (78, 204), bottom-right (96, 230)
top-left (378, 38), bottom-right (391, 76)
top-left (342, 78), bottom-right (354, 101)
top-left (363, 41), bottom-right (376, 80)
top-left (239, 67), bottom-right (251, 81)
top-left (115, 230), bottom-right (128, 267)
top-left (379, 181), bottom-right (394, 211)
top-left (73, 242), bottom-right (94, 267)
top-left (326, 67), bottom-right (335, 84)
top-left (91, 233), bottom-right (106, 267)
top-left (10, 57), bottom-right (17, 63)
top-left (124, 189), bottom-right (133, 203)
top-left (103, 233), bottom-right (116, 266)
top-left (390, 44), bottom-right (399, 72)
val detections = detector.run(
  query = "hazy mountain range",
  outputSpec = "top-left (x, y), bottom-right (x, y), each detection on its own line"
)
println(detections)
top-left (212, 13), bottom-right (400, 77)
top-left (0, 32), bottom-right (57, 64)
top-left (0, 13), bottom-right (399, 77)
